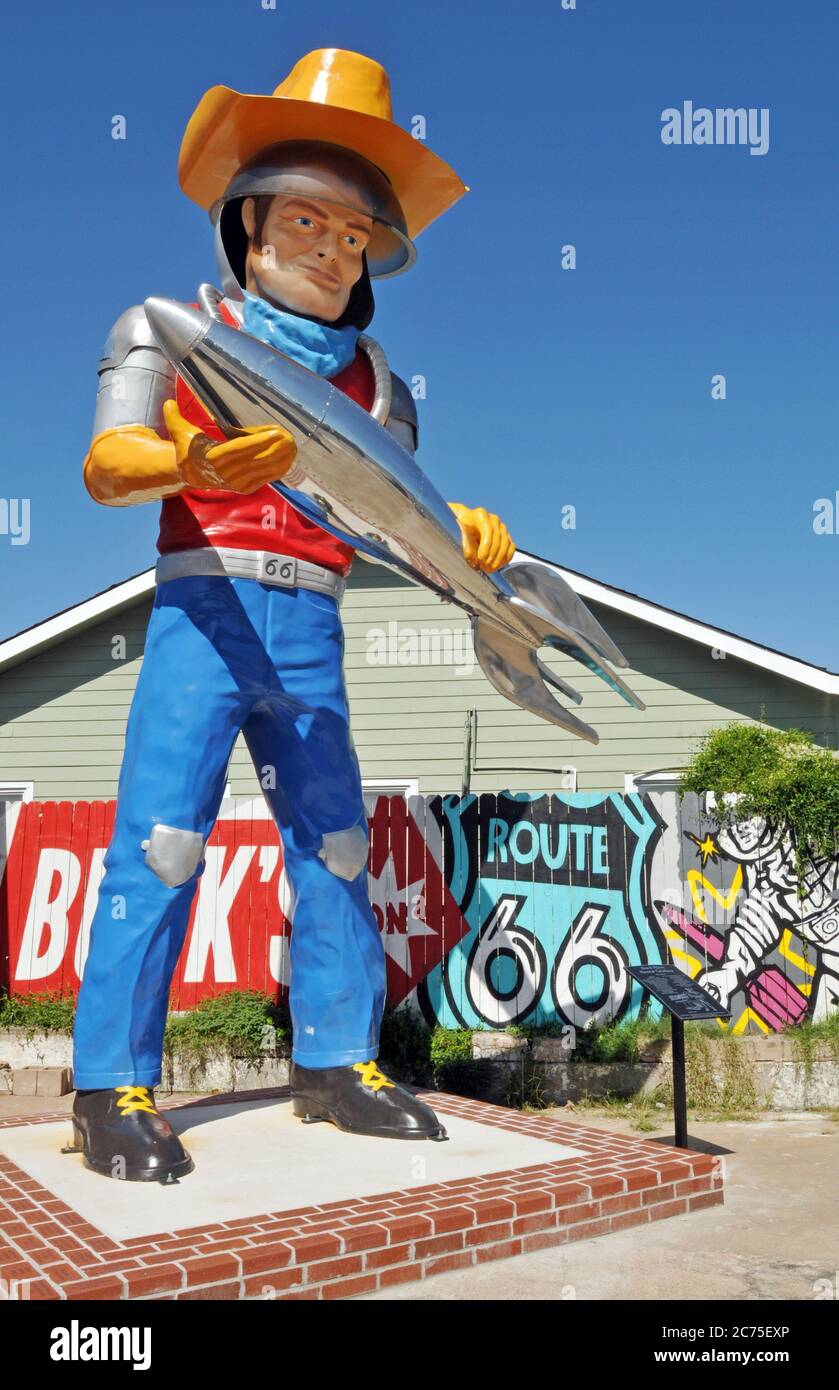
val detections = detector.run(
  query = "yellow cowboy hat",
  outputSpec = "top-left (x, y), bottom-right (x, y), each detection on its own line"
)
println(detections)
top-left (178, 48), bottom-right (468, 280)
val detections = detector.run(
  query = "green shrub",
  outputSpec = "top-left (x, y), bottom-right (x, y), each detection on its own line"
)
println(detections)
top-left (570, 1014), bottom-right (673, 1063)
top-left (0, 990), bottom-right (76, 1035)
top-left (679, 723), bottom-right (839, 882)
top-left (423, 1024), bottom-right (475, 1092)
top-left (784, 1012), bottom-right (839, 1073)
top-left (164, 990), bottom-right (290, 1067)
top-left (506, 1020), bottom-right (572, 1041)
top-left (429, 1025), bottom-right (473, 1071)
top-left (378, 1012), bottom-right (483, 1092)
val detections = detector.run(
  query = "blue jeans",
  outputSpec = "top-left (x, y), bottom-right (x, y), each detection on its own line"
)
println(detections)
top-left (72, 575), bottom-right (386, 1087)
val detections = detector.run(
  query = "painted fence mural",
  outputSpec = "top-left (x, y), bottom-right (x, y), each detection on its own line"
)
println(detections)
top-left (662, 796), bottom-right (839, 1030)
top-left (1, 793), bottom-right (836, 1033)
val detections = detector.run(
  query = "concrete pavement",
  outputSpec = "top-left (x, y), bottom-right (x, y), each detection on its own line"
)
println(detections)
top-left (360, 1108), bottom-right (839, 1300)
top-left (2, 1092), bottom-right (835, 1301)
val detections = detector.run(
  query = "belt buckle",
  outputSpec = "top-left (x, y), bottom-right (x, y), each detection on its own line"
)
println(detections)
top-left (260, 554), bottom-right (297, 588)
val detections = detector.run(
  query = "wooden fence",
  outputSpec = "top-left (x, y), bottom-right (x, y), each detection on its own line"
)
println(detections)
top-left (1, 791), bottom-right (833, 1033)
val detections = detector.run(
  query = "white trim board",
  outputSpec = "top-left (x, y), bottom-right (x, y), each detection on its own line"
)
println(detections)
top-left (0, 781), bottom-right (34, 803)
top-left (0, 554), bottom-right (837, 698)
top-left (0, 570), bottom-right (155, 673)
top-left (524, 556), bottom-right (839, 697)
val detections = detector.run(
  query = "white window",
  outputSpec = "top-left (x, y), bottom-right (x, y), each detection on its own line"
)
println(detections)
top-left (499, 768), bottom-right (577, 795)
top-left (362, 778), bottom-right (419, 811)
top-left (0, 781), bottom-right (34, 803)
top-left (624, 770), bottom-right (682, 795)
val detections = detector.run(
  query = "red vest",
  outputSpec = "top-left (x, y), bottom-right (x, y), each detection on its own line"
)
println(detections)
top-left (157, 302), bottom-right (374, 576)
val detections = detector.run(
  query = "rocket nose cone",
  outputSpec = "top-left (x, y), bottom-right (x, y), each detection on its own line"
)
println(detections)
top-left (143, 297), bottom-right (209, 366)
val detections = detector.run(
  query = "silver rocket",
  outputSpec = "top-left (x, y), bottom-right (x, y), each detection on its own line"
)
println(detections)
top-left (143, 296), bottom-right (644, 743)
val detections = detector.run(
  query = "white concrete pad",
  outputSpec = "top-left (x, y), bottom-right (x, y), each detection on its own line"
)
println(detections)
top-left (1, 1097), bottom-right (584, 1241)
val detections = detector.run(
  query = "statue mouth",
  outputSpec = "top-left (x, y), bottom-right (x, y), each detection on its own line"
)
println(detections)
top-left (301, 265), bottom-right (341, 290)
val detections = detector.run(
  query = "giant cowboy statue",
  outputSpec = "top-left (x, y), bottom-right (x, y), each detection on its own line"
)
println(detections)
top-left (68, 49), bottom-right (517, 1182)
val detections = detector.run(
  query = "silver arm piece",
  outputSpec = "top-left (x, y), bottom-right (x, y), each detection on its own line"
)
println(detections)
top-left (197, 284), bottom-right (245, 328)
top-left (358, 333), bottom-right (392, 424)
top-left (91, 305), bottom-right (177, 440)
top-left (384, 371), bottom-right (419, 455)
top-left (357, 332), bottom-right (417, 453)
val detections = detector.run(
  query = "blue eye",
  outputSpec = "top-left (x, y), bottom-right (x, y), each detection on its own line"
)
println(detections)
top-left (345, 234), bottom-right (358, 247)
top-left (296, 216), bottom-right (314, 227)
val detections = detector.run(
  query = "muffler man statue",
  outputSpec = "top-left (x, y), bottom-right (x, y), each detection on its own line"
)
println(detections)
top-left (70, 48), bottom-right (515, 1181)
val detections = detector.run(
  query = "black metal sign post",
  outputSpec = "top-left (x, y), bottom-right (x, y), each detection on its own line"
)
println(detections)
top-left (671, 1012), bottom-right (688, 1149)
top-left (626, 964), bottom-right (731, 1150)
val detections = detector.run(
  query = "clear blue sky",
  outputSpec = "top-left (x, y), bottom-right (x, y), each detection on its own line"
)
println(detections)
top-left (1, 0), bottom-right (837, 667)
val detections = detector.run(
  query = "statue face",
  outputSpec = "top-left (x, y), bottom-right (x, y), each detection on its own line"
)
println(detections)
top-left (242, 190), bottom-right (372, 321)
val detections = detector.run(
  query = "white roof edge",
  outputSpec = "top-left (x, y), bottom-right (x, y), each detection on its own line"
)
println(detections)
top-left (531, 556), bottom-right (839, 697)
top-left (0, 570), bottom-right (156, 673)
top-left (0, 553), bottom-right (837, 699)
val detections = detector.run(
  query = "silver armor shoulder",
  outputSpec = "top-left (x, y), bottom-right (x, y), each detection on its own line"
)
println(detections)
top-left (386, 371), bottom-right (418, 454)
top-left (92, 305), bottom-right (176, 438)
top-left (99, 304), bottom-right (162, 370)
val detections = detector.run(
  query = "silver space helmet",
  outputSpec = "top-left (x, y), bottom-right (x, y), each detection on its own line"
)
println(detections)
top-left (211, 140), bottom-right (416, 325)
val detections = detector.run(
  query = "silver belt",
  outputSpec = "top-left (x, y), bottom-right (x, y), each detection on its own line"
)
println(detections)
top-left (155, 546), bottom-right (346, 600)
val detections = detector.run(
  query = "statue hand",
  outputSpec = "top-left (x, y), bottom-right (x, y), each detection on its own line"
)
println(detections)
top-left (449, 502), bottom-right (516, 572)
top-left (163, 400), bottom-right (298, 494)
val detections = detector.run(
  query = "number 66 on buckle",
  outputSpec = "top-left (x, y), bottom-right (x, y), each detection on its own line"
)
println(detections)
top-left (260, 555), bottom-right (298, 587)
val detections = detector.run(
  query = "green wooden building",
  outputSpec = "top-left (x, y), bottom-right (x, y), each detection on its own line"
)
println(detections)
top-left (0, 552), bottom-right (837, 803)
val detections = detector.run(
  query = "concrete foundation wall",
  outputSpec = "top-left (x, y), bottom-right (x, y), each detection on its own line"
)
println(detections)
top-left (2, 1028), bottom-right (835, 1110)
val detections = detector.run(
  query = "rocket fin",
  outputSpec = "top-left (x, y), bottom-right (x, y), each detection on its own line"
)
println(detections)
top-left (501, 559), bottom-right (631, 669)
top-left (472, 617), bottom-right (599, 745)
top-left (535, 656), bottom-right (584, 705)
top-left (494, 572), bottom-right (644, 717)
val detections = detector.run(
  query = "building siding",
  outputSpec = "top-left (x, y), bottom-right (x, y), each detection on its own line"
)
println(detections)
top-left (0, 559), bottom-right (836, 800)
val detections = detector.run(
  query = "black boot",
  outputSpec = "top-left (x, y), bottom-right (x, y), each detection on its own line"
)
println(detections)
top-left (290, 1060), bottom-right (448, 1140)
top-left (63, 1086), bottom-right (194, 1183)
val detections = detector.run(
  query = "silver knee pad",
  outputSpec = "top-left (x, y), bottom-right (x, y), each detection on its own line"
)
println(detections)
top-left (141, 823), bottom-right (206, 888)
top-left (317, 825), bottom-right (370, 881)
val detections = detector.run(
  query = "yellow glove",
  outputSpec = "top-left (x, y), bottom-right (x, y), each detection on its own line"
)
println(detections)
top-left (163, 400), bottom-right (297, 494)
top-left (449, 502), bottom-right (515, 572)
top-left (83, 402), bottom-right (298, 506)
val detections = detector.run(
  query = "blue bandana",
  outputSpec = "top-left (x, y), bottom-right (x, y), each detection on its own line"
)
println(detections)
top-left (242, 290), bottom-right (359, 377)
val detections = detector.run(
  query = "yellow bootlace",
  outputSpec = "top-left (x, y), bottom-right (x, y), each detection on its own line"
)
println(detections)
top-left (114, 1085), bottom-right (157, 1116)
top-left (352, 1061), bottom-right (395, 1092)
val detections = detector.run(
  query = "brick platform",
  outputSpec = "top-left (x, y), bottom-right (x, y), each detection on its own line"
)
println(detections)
top-left (0, 1089), bottom-right (723, 1300)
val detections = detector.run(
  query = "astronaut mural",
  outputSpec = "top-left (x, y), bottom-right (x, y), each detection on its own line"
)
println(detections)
top-left (660, 795), bottom-right (839, 1032)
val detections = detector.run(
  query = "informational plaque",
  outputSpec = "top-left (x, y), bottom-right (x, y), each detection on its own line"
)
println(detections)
top-left (625, 963), bottom-right (731, 1150)
top-left (626, 964), bottom-right (731, 1021)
